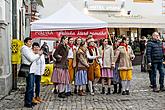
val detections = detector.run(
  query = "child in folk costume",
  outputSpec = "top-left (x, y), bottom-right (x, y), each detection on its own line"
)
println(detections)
top-left (75, 41), bottom-right (89, 96)
top-left (99, 38), bottom-right (114, 95)
top-left (51, 36), bottom-right (70, 98)
top-left (113, 37), bottom-right (135, 95)
top-left (86, 38), bottom-right (102, 95)
top-left (66, 37), bottom-right (77, 96)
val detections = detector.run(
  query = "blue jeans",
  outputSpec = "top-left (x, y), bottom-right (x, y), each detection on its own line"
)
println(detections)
top-left (34, 75), bottom-right (41, 97)
top-left (151, 62), bottom-right (164, 89)
top-left (24, 73), bottom-right (35, 106)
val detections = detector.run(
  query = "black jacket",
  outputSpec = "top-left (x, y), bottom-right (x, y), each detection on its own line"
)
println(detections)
top-left (146, 39), bottom-right (164, 63)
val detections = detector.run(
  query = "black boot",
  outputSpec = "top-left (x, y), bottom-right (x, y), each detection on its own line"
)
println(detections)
top-left (113, 84), bottom-right (117, 94)
top-left (106, 88), bottom-right (111, 95)
top-left (92, 86), bottom-right (95, 93)
top-left (86, 84), bottom-right (90, 92)
top-left (118, 83), bottom-right (122, 94)
top-left (58, 92), bottom-right (66, 98)
top-left (74, 86), bottom-right (77, 94)
top-left (101, 87), bottom-right (105, 94)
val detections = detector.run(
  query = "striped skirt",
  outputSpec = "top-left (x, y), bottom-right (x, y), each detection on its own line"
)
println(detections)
top-left (75, 70), bottom-right (87, 86)
top-left (51, 68), bottom-right (70, 84)
top-left (101, 68), bottom-right (113, 78)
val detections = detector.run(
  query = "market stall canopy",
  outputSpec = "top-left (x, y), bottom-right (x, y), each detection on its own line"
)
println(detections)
top-left (31, 3), bottom-right (108, 31)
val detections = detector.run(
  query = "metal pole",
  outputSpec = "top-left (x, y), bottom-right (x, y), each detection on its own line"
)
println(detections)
top-left (12, 0), bottom-right (17, 90)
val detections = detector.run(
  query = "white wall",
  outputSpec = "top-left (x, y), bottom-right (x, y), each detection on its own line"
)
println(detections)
top-left (0, 0), bottom-right (6, 20)
top-left (39, 0), bottom-right (163, 18)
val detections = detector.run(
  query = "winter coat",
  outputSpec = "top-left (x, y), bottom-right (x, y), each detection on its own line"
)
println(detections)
top-left (113, 45), bottom-right (135, 70)
top-left (53, 43), bottom-right (69, 69)
top-left (146, 40), bottom-right (164, 63)
top-left (76, 48), bottom-right (89, 70)
top-left (99, 45), bottom-right (114, 68)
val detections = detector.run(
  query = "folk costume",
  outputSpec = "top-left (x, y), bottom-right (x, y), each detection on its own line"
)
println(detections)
top-left (86, 38), bottom-right (101, 95)
top-left (99, 44), bottom-right (114, 94)
top-left (51, 43), bottom-right (70, 98)
top-left (113, 42), bottom-right (135, 95)
top-left (75, 46), bottom-right (89, 96)
top-left (66, 44), bottom-right (76, 95)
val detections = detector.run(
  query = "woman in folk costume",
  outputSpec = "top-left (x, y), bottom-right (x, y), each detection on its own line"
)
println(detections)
top-left (51, 36), bottom-right (70, 98)
top-left (86, 38), bottom-right (102, 95)
top-left (113, 37), bottom-right (135, 95)
top-left (112, 39), bottom-right (122, 94)
top-left (99, 38), bottom-right (114, 95)
top-left (66, 37), bottom-right (77, 96)
top-left (74, 37), bottom-right (82, 94)
top-left (75, 41), bottom-right (89, 96)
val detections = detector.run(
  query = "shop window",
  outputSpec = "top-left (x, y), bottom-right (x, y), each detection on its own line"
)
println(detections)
top-left (133, 0), bottom-right (153, 3)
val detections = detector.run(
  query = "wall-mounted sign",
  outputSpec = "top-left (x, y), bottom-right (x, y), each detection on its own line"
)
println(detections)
top-left (88, 4), bottom-right (121, 12)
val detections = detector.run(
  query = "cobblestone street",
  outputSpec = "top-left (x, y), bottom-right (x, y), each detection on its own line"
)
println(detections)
top-left (0, 66), bottom-right (165, 110)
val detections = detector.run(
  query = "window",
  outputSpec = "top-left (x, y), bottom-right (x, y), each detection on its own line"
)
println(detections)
top-left (133, 0), bottom-right (153, 3)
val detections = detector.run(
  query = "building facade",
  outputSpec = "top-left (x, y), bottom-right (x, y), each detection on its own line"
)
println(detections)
top-left (38, 0), bottom-right (165, 38)
top-left (0, 0), bottom-right (12, 96)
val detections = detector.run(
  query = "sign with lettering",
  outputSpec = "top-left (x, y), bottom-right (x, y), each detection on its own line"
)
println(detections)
top-left (31, 28), bottom-right (108, 39)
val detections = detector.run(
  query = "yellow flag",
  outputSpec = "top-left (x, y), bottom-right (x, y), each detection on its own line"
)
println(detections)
top-left (11, 39), bottom-right (23, 64)
top-left (41, 64), bottom-right (53, 85)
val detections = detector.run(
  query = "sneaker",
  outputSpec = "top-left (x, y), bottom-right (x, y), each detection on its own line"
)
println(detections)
top-left (153, 88), bottom-right (159, 93)
top-left (126, 90), bottom-right (130, 95)
top-left (122, 91), bottom-right (126, 95)
top-left (35, 97), bottom-right (43, 102)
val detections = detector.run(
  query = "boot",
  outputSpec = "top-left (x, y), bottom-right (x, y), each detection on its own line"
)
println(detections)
top-left (113, 84), bottom-right (117, 94)
top-left (86, 84), bottom-right (90, 92)
top-left (92, 86), bottom-right (95, 93)
top-left (118, 83), bottom-right (122, 94)
top-left (58, 92), bottom-right (66, 98)
top-left (106, 88), bottom-right (111, 95)
top-left (101, 87), bottom-right (105, 94)
top-left (78, 90), bottom-right (86, 96)
top-left (32, 97), bottom-right (40, 104)
top-left (35, 97), bottom-right (43, 102)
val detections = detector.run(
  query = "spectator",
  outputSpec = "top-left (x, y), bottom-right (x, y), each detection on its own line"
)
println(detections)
top-left (21, 37), bottom-right (42, 108)
top-left (32, 42), bottom-right (45, 103)
top-left (146, 32), bottom-right (165, 92)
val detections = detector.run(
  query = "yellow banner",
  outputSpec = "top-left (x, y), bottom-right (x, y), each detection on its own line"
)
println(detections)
top-left (11, 39), bottom-right (23, 64)
top-left (41, 64), bottom-right (53, 85)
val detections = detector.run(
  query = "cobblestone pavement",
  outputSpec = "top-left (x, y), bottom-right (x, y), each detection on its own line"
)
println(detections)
top-left (0, 66), bottom-right (165, 110)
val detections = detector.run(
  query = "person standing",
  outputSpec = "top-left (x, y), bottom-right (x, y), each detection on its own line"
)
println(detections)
top-left (99, 38), bottom-right (114, 95)
top-left (113, 37), bottom-right (135, 95)
top-left (32, 42), bottom-right (45, 103)
top-left (21, 37), bottom-right (42, 108)
top-left (41, 42), bottom-right (50, 64)
top-left (51, 36), bottom-right (70, 98)
top-left (75, 41), bottom-right (89, 96)
top-left (146, 32), bottom-right (165, 92)
top-left (66, 37), bottom-right (76, 96)
top-left (86, 38), bottom-right (101, 95)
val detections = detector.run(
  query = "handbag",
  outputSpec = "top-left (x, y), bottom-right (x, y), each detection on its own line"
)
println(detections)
top-left (18, 64), bottom-right (31, 77)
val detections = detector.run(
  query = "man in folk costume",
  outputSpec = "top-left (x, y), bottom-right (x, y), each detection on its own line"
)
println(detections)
top-left (86, 38), bottom-right (102, 95)
top-left (66, 37), bottom-right (77, 96)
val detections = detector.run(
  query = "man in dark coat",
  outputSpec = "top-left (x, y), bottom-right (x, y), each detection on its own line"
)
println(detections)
top-left (146, 32), bottom-right (165, 92)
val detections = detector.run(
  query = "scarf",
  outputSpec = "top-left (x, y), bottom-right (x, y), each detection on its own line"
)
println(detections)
top-left (68, 44), bottom-right (74, 49)
top-left (119, 43), bottom-right (128, 52)
top-left (88, 45), bottom-right (95, 50)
